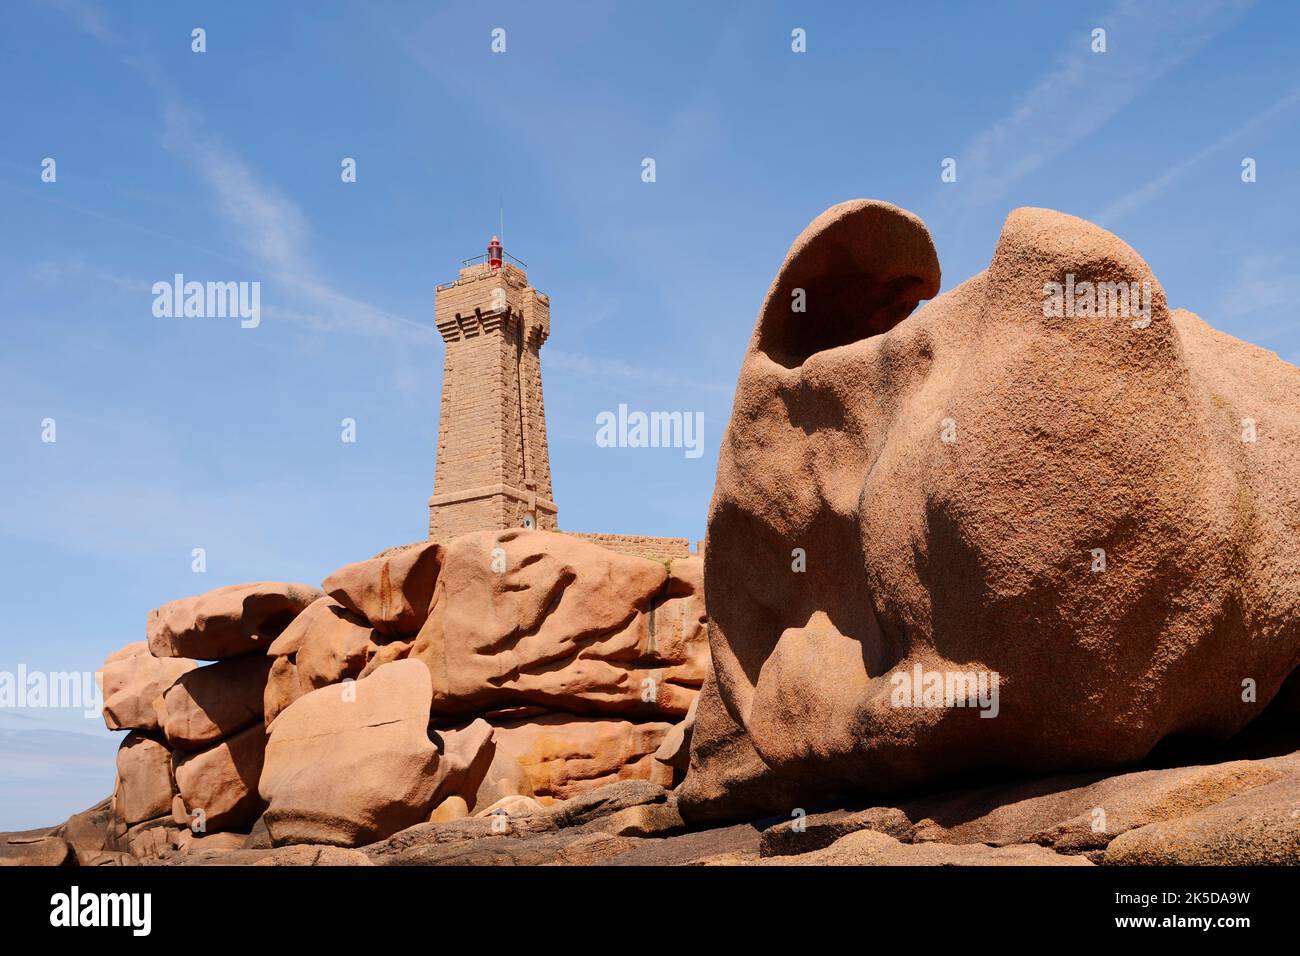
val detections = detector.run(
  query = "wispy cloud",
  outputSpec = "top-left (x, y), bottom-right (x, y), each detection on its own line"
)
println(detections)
top-left (45, 0), bottom-right (429, 342)
top-left (547, 348), bottom-right (732, 395)
top-left (1094, 87), bottom-right (1300, 225)
top-left (943, 0), bottom-right (1253, 208)
top-left (160, 106), bottom-right (311, 279)
top-left (42, 0), bottom-right (115, 44)
top-left (30, 258), bottom-right (149, 294)
top-left (159, 106), bottom-right (433, 340)
top-left (1218, 253), bottom-right (1300, 325)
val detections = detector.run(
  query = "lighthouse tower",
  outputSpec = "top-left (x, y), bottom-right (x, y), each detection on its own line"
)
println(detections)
top-left (427, 237), bottom-right (558, 538)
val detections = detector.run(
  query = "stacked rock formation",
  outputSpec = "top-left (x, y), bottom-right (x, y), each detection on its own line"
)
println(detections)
top-left (47, 530), bottom-right (705, 859)
top-left (102, 583), bottom-right (322, 858)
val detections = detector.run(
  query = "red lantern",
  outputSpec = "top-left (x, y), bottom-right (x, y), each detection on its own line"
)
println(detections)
top-left (487, 235), bottom-right (503, 270)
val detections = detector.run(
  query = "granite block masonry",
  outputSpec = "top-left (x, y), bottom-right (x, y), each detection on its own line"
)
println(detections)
top-left (429, 247), bottom-right (558, 539)
top-left (427, 238), bottom-right (699, 562)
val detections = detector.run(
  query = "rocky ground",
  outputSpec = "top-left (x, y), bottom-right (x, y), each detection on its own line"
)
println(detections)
top-left (8, 729), bottom-right (1296, 866)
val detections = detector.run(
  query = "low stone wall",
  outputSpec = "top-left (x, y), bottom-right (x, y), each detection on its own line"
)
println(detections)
top-left (564, 531), bottom-right (700, 562)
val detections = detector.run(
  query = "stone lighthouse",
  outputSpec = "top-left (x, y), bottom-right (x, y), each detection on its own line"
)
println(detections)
top-left (427, 237), bottom-right (559, 538)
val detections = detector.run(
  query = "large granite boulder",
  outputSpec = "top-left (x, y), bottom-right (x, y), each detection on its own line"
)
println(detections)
top-left (410, 529), bottom-right (706, 719)
top-left (322, 541), bottom-right (442, 637)
top-left (258, 659), bottom-right (492, 847)
top-left (683, 199), bottom-right (1300, 821)
top-left (489, 713), bottom-right (675, 801)
top-left (1104, 773), bottom-right (1300, 865)
top-left (148, 582), bottom-right (322, 660)
top-left (114, 732), bottom-right (174, 825)
top-left (99, 642), bottom-right (197, 733)
top-left (262, 596), bottom-right (373, 724)
top-left (160, 655), bottom-right (271, 752)
top-left (173, 723), bottom-right (268, 832)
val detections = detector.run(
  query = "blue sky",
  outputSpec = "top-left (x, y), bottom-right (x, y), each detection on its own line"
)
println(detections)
top-left (1, 0), bottom-right (1297, 829)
